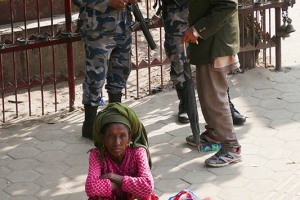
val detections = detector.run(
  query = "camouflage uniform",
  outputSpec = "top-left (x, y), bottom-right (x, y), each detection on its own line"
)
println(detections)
top-left (162, 0), bottom-right (188, 87)
top-left (160, 0), bottom-right (189, 123)
top-left (73, 0), bottom-right (133, 106)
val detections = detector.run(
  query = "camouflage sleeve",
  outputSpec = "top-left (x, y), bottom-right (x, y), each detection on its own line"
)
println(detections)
top-left (72, 0), bottom-right (109, 13)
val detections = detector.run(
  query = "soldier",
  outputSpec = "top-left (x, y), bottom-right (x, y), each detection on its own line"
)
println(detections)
top-left (160, 0), bottom-right (190, 124)
top-left (73, 0), bottom-right (137, 139)
top-left (159, 0), bottom-right (246, 126)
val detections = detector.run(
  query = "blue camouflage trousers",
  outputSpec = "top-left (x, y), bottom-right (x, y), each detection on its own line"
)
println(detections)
top-left (81, 31), bottom-right (132, 106)
top-left (162, 2), bottom-right (189, 87)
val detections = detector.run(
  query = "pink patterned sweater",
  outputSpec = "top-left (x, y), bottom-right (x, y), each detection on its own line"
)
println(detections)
top-left (85, 147), bottom-right (154, 200)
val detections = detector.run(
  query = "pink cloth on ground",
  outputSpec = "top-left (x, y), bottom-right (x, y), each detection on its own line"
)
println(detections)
top-left (85, 147), bottom-right (154, 200)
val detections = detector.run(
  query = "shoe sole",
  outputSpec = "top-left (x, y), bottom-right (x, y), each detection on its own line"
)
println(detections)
top-left (178, 119), bottom-right (190, 124)
top-left (186, 141), bottom-right (198, 147)
top-left (205, 158), bottom-right (242, 167)
top-left (233, 118), bottom-right (246, 125)
top-left (186, 140), bottom-right (221, 149)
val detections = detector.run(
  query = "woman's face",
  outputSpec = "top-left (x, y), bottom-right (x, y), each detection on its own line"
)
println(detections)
top-left (102, 123), bottom-right (131, 163)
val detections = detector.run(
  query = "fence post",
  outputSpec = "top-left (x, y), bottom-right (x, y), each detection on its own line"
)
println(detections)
top-left (65, 0), bottom-right (76, 111)
top-left (275, 7), bottom-right (282, 71)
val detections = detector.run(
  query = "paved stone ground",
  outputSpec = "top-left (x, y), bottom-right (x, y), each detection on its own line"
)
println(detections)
top-left (1, 2), bottom-right (300, 200)
top-left (1, 64), bottom-right (300, 200)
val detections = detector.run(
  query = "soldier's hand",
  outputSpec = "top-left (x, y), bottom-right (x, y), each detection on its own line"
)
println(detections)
top-left (108, 0), bottom-right (129, 10)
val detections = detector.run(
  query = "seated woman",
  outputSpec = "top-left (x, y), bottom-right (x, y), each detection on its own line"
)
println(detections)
top-left (85, 103), bottom-right (157, 200)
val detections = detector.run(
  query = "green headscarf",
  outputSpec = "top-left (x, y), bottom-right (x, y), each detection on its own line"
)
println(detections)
top-left (93, 102), bottom-right (152, 168)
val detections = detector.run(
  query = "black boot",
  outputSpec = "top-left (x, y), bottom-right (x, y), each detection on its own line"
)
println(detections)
top-left (108, 92), bottom-right (122, 103)
top-left (176, 84), bottom-right (189, 124)
top-left (227, 88), bottom-right (246, 125)
top-left (82, 104), bottom-right (98, 140)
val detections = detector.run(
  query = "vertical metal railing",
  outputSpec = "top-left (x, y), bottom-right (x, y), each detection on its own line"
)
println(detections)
top-left (275, 7), bottom-right (282, 70)
top-left (0, 54), bottom-right (4, 122)
top-left (65, 0), bottom-right (76, 111)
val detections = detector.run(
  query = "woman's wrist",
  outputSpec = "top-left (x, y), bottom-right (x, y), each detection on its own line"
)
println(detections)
top-left (111, 174), bottom-right (123, 185)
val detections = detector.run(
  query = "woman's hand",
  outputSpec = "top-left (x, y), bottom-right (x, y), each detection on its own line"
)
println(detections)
top-left (108, 0), bottom-right (129, 10)
top-left (110, 182), bottom-right (119, 190)
top-left (182, 27), bottom-right (199, 44)
top-left (100, 173), bottom-right (124, 186)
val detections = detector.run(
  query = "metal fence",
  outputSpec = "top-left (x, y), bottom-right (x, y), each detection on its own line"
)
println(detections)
top-left (0, 0), bottom-right (295, 123)
top-left (0, 0), bottom-right (169, 123)
top-left (238, 0), bottom-right (296, 71)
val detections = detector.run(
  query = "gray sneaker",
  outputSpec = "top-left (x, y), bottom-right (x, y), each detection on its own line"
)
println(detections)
top-left (205, 147), bottom-right (242, 167)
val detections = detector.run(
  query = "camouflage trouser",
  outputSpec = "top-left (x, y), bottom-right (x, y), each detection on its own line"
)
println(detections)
top-left (81, 31), bottom-right (132, 106)
top-left (162, 2), bottom-right (189, 87)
